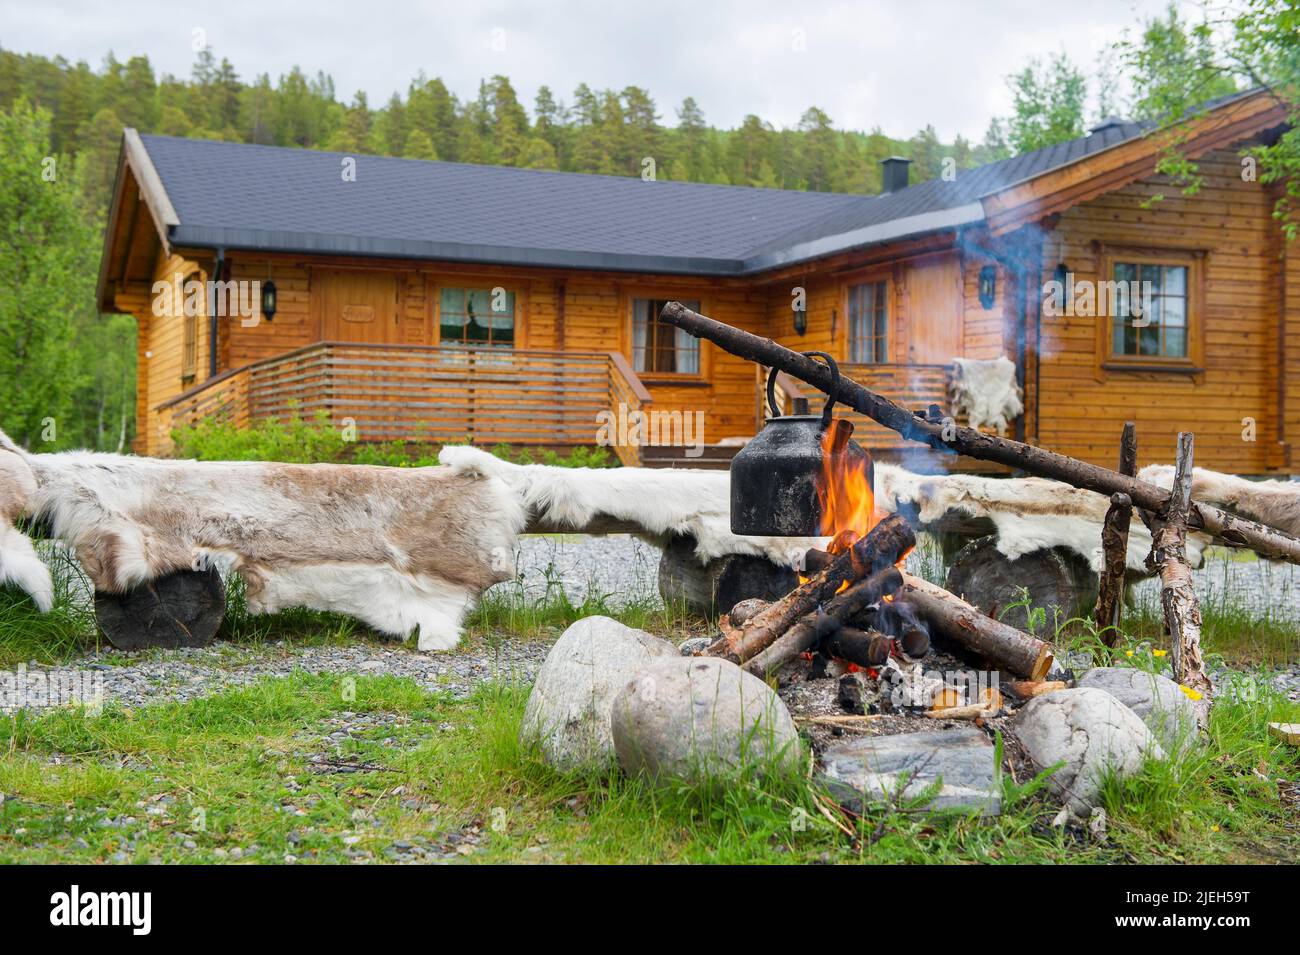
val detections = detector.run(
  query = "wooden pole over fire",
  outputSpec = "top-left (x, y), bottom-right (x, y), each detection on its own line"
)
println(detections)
top-left (657, 301), bottom-right (1300, 566)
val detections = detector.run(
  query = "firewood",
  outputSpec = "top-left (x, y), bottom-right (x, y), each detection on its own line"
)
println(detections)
top-left (899, 573), bottom-right (1054, 680)
top-left (1155, 433), bottom-right (1212, 726)
top-left (744, 567), bottom-right (904, 675)
top-left (1005, 679), bottom-right (1068, 699)
top-left (658, 302), bottom-right (1300, 566)
top-left (707, 514), bottom-right (914, 664)
top-left (822, 626), bottom-right (894, 667)
top-left (1093, 422), bottom-right (1137, 643)
top-left (1268, 722), bottom-right (1300, 746)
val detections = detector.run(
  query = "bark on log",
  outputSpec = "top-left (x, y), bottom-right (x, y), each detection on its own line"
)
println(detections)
top-left (657, 534), bottom-right (797, 619)
top-left (822, 626), bottom-right (894, 668)
top-left (657, 302), bottom-right (1300, 565)
top-left (1094, 493), bottom-right (1133, 643)
top-left (944, 535), bottom-right (1096, 635)
top-left (1155, 433), bottom-right (1212, 726)
top-left (94, 567), bottom-right (227, 651)
top-left (707, 513), bottom-right (914, 663)
top-left (900, 573), bottom-right (1054, 680)
top-left (744, 567), bottom-right (903, 675)
top-left (1094, 422), bottom-right (1138, 643)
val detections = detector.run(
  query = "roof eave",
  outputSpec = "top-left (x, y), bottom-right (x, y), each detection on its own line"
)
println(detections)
top-left (167, 225), bottom-right (752, 276)
top-left (741, 202), bottom-right (987, 273)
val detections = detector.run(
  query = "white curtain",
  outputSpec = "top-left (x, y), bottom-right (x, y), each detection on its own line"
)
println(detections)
top-left (632, 299), bottom-right (649, 370)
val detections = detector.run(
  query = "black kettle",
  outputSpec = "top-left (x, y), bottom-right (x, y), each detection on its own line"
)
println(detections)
top-left (730, 352), bottom-right (873, 537)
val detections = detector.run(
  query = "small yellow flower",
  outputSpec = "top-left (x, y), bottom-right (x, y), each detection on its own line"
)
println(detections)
top-left (1126, 650), bottom-right (1135, 658)
top-left (1179, 685), bottom-right (1203, 701)
top-left (1152, 650), bottom-right (1167, 658)
top-left (1211, 825), bottom-right (1220, 833)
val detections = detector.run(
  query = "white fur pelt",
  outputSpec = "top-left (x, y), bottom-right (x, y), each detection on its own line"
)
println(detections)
top-left (1139, 464), bottom-right (1300, 537)
top-left (438, 446), bottom-right (811, 568)
top-left (874, 463), bottom-right (1198, 573)
top-left (0, 430), bottom-right (523, 650)
top-left (439, 446), bottom-right (1181, 575)
top-left (950, 357), bottom-right (1024, 435)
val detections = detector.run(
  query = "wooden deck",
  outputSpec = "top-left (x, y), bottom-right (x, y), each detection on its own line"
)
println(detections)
top-left (159, 345), bottom-right (1014, 472)
top-left (158, 342), bottom-right (655, 466)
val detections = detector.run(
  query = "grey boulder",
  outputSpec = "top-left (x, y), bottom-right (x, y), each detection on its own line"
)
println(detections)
top-left (1014, 687), bottom-right (1165, 815)
top-left (1077, 667), bottom-right (1198, 751)
top-left (520, 616), bottom-right (677, 772)
top-left (820, 727), bottom-right (1001, 816)
top-left (610, 656), bottom-right (800, 782)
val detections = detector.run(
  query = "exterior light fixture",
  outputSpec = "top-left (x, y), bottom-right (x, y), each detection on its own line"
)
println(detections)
top-left (1052, 263), bottom-right (1070, 313)
top-left (261, 279), bottom-right (277, 322)
top-left (978, 265), bottom-right (996, 309)
top-left (792, 305), bottom-right (808, 336)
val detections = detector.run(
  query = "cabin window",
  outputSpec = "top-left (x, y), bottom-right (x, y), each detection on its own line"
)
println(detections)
top-left (1110, 263), bottom-right (1189, 359)
top-left (181, 270), bottom-right (200, 382)
top-left (439, 287), bottom-right (516, 347)
top-left (848, 281), bottom-right (888, 363)
top-left (632, 298), bottom-right (700, 374)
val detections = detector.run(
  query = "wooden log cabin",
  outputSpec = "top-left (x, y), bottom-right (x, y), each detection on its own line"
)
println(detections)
top-left (97, 89), bottom-right (1298, 473)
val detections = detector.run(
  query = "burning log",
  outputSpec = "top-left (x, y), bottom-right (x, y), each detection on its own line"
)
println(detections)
top-left (657, 302), bottom-right (1300, 566)
top-left (900, 573), bottom-right (1054, 680)
top-left (1154, 433), bottom-right (1212, 726)
top-left (1093, 422), bottom-right (1137, 642)
top-left (822, 626), bottom-right (894, 668)
top-left (706, 513), bottom-right (914, 664)
top-left (744, 566), bottom-right (904, 675)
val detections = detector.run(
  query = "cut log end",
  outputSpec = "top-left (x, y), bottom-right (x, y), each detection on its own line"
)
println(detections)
top-left (94, 567), bottom-right (227, 651)
top-left (944, 536), bottom-right (1096, 636)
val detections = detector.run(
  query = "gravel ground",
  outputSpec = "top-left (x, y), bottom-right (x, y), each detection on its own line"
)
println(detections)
top-left (4, 534), bottom-right (1298, 715)
top-left (504, 534), bottom-right (662, 606)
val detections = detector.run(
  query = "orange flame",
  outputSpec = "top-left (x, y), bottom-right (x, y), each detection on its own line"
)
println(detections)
top-left (817, 426), bottom-right (878, 540)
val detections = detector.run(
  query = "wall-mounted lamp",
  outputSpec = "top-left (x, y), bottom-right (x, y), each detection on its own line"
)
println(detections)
top-left (261, 279), bottom-right (277, 322)
top-left (978, 265), bottom-right (997, 310)
top-left (1051, 262), bottom-right (1069, 312)
top-left (792, 305), bottom-right (807, 336)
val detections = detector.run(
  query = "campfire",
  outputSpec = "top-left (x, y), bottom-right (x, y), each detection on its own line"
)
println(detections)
top-left (703, 353), bottom-right (1054, 719)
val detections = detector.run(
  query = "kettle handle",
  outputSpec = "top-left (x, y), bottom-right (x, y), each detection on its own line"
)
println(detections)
top-left (765, 352), bottom-right (839, 428)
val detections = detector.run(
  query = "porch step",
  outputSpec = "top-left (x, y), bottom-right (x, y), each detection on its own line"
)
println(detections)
top-left (639, 443), bottom-right (743, 470)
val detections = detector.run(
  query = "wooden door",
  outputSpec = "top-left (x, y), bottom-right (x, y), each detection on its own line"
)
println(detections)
top-left (315, 270), bottom-right (400, 343)
top-left (906, 257), bottom-right (962, 364)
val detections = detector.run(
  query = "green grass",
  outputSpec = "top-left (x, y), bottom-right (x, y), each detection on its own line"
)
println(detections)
top-left (1, 668), bottom-right (1295, 864)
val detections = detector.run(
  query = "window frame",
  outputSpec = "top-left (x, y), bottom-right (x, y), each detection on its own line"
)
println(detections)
top-left (1094, 245), bottom-right (1205, 376)
top-left (433, 282), bottom-right (521, 349)
top-left (625, 292), bottom-right (708, 381)
top-left (845, 277), bottom-right (891, 365)
top-left (181, 268), bottom-right (201, 384)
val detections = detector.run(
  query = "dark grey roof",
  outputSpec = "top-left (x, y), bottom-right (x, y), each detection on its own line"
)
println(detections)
top-left (137, 90), bottom-right (1259, 276)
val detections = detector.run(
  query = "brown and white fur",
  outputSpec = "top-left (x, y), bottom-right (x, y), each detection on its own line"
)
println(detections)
top-left (0, 430), bottom-right (523, 650)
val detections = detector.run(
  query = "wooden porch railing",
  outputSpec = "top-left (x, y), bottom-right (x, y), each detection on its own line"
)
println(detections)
top-left (768, 362), bottom-right (956, 452)
top-left (158, 342), bottom-right (654, 465)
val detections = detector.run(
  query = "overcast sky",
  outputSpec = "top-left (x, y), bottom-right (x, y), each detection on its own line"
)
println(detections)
top-left (3, 0), bottom-right (1193, 141)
